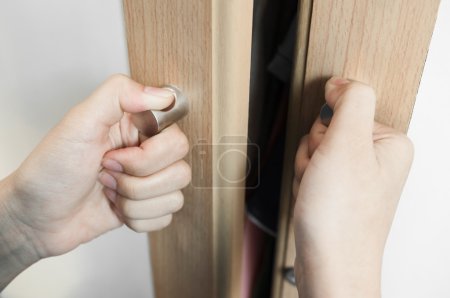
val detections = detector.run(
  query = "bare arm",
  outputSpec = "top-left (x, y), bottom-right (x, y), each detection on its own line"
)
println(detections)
top-left (0, 179), bottom-right (39, 290)
top-left (0, 75), bottom-right (191, 290)
top-left (293, 77), bottom-right (413, 297)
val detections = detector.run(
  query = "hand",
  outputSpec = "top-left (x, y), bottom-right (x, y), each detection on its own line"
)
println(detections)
top-left (0, 74), bottom-right (191, 262)
top-left (293, 77), bottom-right (414, 297)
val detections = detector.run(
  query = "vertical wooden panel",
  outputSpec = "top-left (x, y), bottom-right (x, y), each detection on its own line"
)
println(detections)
top-left (123, 1), bottom-right (253, 297)
top-left (302, 0), bottom-right (440, 134)
top-left (212, 1), bottom-right (253, 297)
top-left (273, 0), bottom-right (440, 297)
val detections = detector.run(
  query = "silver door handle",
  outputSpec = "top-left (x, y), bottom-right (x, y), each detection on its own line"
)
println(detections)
top-left (283, 267), bottom-right (296, 286)
top-left (130, 85), bottom-right (189, 137)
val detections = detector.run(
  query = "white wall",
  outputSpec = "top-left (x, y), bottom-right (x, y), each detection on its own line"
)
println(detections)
top-left (382, 1), bottom-right (450, 297)
top-left (0, 1), bottom-right (153, 298)
top-left (0, 1), bottom-right (449, 298)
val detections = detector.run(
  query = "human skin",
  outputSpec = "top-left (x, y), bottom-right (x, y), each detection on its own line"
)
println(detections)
top-left (0, 75), bottom-right (414, 295)
top-left (0, 74), bottom-right (191, 290)
top-left (293, 77), bottom-right (414, 298)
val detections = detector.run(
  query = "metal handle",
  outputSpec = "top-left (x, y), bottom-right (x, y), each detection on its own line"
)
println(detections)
top-left (283, 267), bottom-right (296, 286)
top-left (130, 85), bottom-right (189, 137)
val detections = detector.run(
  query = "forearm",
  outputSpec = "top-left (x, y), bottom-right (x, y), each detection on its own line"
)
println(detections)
top-left (0, 176), bottom-right (40, 291)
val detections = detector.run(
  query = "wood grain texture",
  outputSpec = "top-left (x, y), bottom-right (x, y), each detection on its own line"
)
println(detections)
top-left (123, 1), bottom-right (253, 297)
top-left (273, 0), bottom-right (440, 297)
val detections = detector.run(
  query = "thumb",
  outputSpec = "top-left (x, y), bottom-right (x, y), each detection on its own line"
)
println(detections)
top-left (79, 74), bottom-right (174, 127)
top-left (324, 77), bottom-right (376, 142)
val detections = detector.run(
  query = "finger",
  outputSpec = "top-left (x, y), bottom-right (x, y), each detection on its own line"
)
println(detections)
top-left (372, 121), bottom-right (406, 141)
top-left (324, 77), bottom-right (376, 142)
top-left (308, 117), bottom-right (327, 157)
top-left (295, 136), bottom-right (310, 179)
top-left (107, 160), bottom-right (191, 200)
top-left (125, 214), bottom-right (173, 233)
top-left (103, 124), bottom-right (189, 177)
top-left (293, 136), bottom-right (310, 197)
top-left (372, 121), bottom-right (414, 172)
top-left (85, 74), bottom-right (175, 127)
top-left (115, 191), bottom-right (184, 220)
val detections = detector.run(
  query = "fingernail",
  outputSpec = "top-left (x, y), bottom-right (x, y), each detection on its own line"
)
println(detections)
top-left (102, 159), bottom-right (123, 172)
top-left (329, 77), bottom-right (350, 86)
top-left (320, 104), bottom-right (333, 126)
top-left (98, 171), bottom-right (117, 190)
top-left (144, 86), bottom-right (175, 99)
top-left (103, 188), bottom-right (117, 203)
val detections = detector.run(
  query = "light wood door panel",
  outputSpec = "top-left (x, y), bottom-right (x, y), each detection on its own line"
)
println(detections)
top-left (124, 1), bottom-right (253, 297)
top-left (273, 0), bottom-right (440, 297)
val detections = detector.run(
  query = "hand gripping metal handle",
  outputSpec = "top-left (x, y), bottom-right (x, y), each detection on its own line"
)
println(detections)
top-left (130, 85), bottom-right (189, 137)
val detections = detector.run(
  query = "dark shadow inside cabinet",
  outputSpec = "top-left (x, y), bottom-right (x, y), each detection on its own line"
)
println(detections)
top-left (244, 0), bottom-right (299, 297)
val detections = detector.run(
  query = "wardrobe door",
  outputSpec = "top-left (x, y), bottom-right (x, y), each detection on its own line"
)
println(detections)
top-left (123, 1), bottom-right (253, 297)
top-left (273, 0), bottom-right (440, 297)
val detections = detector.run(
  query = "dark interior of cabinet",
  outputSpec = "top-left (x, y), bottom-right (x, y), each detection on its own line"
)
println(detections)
top-left (245, 0), bottom-right (298, 296)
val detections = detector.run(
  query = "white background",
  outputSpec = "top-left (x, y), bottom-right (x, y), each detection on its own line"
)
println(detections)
top-left (0, 1), bottom-right (153, 298)
top-left (382, 1), bottom-right (450, 297)
top-left (0, 1), bottom-right (449, 297)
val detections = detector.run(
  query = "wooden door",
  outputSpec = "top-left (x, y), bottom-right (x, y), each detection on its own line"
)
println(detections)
top-left (123, 0), bottom-right (440, 297)
top-left (272, 0), bottom-right (441, 297)
top-left (123, 1), bottom-right (253, 297)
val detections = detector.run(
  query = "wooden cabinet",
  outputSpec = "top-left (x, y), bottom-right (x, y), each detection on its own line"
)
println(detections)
top-left (123, 0), bottom-right (440, 297)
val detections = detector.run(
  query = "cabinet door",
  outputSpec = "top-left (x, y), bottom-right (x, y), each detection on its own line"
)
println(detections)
top-left (123, 1), bottom-right (253, 297)
top-left (273, 0), bottom-right (440, 297)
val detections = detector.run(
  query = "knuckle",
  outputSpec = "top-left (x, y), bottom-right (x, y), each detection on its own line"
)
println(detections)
top-left (168, 126), bottom-right (190, 157)
top-left (126, 220), bottom-right (147, 233)
top-left (159, 214), bottom-right (173, 229)
top-left (342, 82), bottom-right (376, 103)
top-left (108, 73), bottom-right (129, 83)
top-left (177, 132), bottom-right (190, 157)
top-left (105, 74), bottom-right (134, 106)
top-left (127, 215), bottom-right (173, 233)
top-left (119, 198), bottom-right (136, 218)
top-left (170, 191), bottom-right (184, 212)
top-left (176, 160), bottom-right (192, 188)
top-left (119, 156), bottom-right (137, 174)
top-left (129, 165), bottom-right (145, 177)
top-left (146, 216), bottom-right (173, 232)
top-left (107, 73), bottom-right (130, 87)
top-left (150, 138), bottom-right (166, 156)
top-left (119, 179), bottom-right (140, 199)
top-left (396, 134), bottom-right (415, 160)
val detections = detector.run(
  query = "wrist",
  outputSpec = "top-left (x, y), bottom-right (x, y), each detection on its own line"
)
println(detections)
top-left (295, 255), bottom-right (382, 298)
top-left (0, 176), bottom-right (41, 290)
top-left (294, 231), bottom-right (382, 298)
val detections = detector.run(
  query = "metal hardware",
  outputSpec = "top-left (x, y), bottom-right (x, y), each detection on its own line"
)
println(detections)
top-left (283, 267), bottom-right (296, 286)
top-left (319, 103), bottom-right (333, 126)
top-left (130, 85), bottom-right (189, 137)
